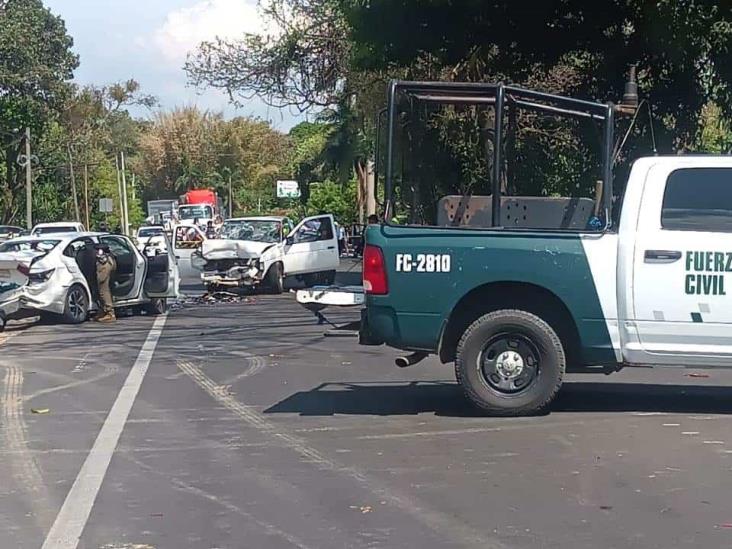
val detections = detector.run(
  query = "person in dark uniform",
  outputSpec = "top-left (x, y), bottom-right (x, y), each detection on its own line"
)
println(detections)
top-left (95, 243), bottom-right (117, 323)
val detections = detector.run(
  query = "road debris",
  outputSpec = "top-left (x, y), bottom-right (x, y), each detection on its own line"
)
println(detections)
top-left (30, 408), bottom-right (49, 414)
top-left (174, 291), bottom-right (257, 309)
top-left (686, 373), bottom-right (710, 378)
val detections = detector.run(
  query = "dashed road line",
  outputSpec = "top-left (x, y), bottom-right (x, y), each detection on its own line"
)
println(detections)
top-left (177, 359), bottom-right (507, 549)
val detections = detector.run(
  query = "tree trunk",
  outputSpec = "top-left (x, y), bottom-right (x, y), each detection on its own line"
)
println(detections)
top-left (67, 145), bottom-right (81, 223)
top-left (355, 159), bottom-right (367, 224)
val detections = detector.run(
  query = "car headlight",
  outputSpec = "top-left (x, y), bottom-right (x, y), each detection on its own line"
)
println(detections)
top-left (28, 269), bottom-right (55, 284)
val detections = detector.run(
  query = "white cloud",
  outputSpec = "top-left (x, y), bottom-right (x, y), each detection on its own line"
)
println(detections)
top-left (153, 0), bottom-right (266, 63)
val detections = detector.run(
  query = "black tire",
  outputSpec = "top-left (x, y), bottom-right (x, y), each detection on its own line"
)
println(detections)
top-left (455, 309), bottom-right (565, 416)
top-left (265, 262), bottom-right (284, 294)
top-left (62, 284), bottom-right (89, 324)
top-left (144, 297), bottom-right (167, 316)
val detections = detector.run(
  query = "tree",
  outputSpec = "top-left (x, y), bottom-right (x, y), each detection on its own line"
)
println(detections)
top-left (342, 0), bottom-right (732, 152)
top-left (186, 0), bottom-right (350, 112)
top-left (136, 108), bottom-right (291, 215)
top-left (185, 0), bottom-right (376, 220)
top-left (0, 0), bottom-right (78, 222)
top-left (306, 180), bottom-right (357, 224)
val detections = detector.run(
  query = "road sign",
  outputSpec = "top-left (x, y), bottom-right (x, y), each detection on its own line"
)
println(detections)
top-left (99, 198), bottom-right (114, 213)
top-left (276, 180), bottom-right (301, 199)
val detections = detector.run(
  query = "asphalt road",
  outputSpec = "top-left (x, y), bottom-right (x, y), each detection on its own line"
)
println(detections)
top-left (4, 270), bottom-right (732, 548)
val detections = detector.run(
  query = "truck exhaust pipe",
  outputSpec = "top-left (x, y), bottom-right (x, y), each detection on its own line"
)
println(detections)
top-left (395, 352), bottom-right (428, 368)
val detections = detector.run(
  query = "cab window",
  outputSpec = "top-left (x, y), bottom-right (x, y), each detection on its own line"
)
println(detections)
top-left (662, 168), bottom-right (732, 232)
top-left (293, 217), bottom-right (333, 243)
top-left (175, 226), bottom-right (204, 248)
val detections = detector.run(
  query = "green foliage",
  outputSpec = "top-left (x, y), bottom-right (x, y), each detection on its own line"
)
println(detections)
top-left (306, 180), bottom-right (357, 224)
top-left (0, 0), bottom-right (78, 222)
top-left (698, 103), bottom-right (732, 154)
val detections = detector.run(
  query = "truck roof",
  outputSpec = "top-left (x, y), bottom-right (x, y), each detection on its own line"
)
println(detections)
top-left (225, 216), bottom-right (287, 223)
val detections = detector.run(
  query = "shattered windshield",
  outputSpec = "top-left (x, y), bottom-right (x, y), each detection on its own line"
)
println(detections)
top-left (179, 205), bottom-right (213, 220)
top-left (0, 239), bottom-right (60, 253)
top-left (220, 220), bottom-right (281, 243)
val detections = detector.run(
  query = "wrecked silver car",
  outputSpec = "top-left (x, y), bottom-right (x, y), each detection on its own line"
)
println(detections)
top-left (193, 215), bottom-right (340, 294)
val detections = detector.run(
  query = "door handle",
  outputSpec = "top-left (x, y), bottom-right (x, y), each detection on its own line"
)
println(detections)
top-left (327, 246), bottom-right (335, 250)
top-left (644, 250), bottom-right (682, 263)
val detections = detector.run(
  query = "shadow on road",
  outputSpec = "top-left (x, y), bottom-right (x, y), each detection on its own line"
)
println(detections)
top-left (265, 381), bottom-right (732, 417)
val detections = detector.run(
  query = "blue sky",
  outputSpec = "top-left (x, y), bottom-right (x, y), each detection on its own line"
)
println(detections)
top-left (44, 0), bottom-right (305, 130)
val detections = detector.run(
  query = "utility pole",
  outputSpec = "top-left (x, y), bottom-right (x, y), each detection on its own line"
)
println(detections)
top-left (115, 153), bottom-right (123, 232)
top-left (83, 163), bottom-right (90, 229)
top-left (24, 128), bottom-right (32, 229)
top-left (120, 151), bottom-right (129, 236)
top-left (228, 173), bottom-right (233, 217)
top-left (67, 145), bottom-right (81, 223)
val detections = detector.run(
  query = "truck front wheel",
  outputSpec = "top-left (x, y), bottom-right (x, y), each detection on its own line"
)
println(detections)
top-left (455, 309), bottom-right (565, 416)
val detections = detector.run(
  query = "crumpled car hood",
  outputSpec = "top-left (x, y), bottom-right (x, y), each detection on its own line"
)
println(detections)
top-left (201, 239), bottom-right (275, 260)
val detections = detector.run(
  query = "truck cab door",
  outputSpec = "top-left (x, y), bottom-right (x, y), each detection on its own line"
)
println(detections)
top-left (99, 235), bottom-right (145, 301)
top-left (172, 225), bottom-right (206, 279)
top-left (144, 234), bottom-right (180, 298)
top-left (630, 163), bottom-right (732, 365)
top-left (282, 215), bottom-right (339, 275)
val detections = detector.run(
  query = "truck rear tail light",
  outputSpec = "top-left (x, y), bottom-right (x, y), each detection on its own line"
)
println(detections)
top-left (363, 244), bottom-right (388, 295)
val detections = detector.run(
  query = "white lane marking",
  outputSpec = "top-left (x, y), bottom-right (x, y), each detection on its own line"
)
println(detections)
top-left (42, 315), bottom-right (167, 549)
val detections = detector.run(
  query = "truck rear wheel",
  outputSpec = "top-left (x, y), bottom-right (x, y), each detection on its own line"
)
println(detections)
top-left (455, 309), bottom-right (565, 416)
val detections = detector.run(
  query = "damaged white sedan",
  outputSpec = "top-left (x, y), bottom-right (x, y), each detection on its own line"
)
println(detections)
top-left (192, 215), bottom-right (340, 293)
top-left (0, 232), bottom-right (179, 324)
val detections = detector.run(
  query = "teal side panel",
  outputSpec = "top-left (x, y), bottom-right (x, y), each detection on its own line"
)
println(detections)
top-left (364, 225), bottom-right (615, 363)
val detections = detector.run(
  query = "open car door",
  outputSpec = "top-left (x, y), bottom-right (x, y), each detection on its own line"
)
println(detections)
top-left (143, 234), bottom-right (179, 298)
top-left (282, 214), bottom-right (340, 275)
top-left (99, 235), bottom-right (145, 301)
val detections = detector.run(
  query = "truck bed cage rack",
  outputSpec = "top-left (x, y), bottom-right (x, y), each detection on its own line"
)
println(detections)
top-left (384, 80), bottom-right (615, 229)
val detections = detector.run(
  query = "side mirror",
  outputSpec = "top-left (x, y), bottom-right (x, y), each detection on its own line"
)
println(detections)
top-left (285, 235), bottom-right (294, 246)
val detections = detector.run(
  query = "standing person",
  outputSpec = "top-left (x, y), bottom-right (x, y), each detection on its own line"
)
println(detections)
top-left (95, 243), bottom-right (117, 323)
top-left (356, 214), bottom-right (380, 257)
top-left (205, 220), bottom-right (217, 239)
top-left (335, 222), bottom-right (346, 256)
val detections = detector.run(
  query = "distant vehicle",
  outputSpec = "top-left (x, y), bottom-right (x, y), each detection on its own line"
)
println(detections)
top-left (30, 222), bottom-right (85, 236)
top-left (0, 225), bottom-right (26, 242)
top-left (134, 225), bottom-right (167, 255)
top-left (147, 199), bottom-right (178, 225)
top-left (177, 189), bottom-right (224, 228)
top-left (0, 232), bottom-right (179, 324)
top-left (192, 215), bottom-right (340, 294)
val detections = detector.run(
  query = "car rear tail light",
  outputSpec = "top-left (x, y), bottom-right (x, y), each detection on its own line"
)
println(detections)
top-left (28, 269), bottom-right (55, 284)
top-left (16, 263), bottom-right (30, 276)
top-left (363, 245), bottom-right (388, 295)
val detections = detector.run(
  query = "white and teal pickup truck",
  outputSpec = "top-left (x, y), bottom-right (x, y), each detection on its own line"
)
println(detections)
top-left (301, 156), bottom-right (732, 415)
